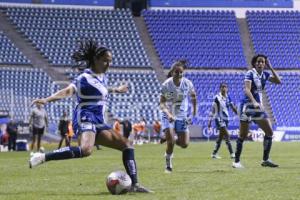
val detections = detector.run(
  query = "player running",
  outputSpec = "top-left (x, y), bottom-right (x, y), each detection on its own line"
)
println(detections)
top-left (160, 60), bottom-right (197, 173)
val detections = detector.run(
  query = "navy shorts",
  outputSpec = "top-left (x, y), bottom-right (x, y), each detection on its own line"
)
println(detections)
top-left (72, 108), bottom-right (111, 136)
top-left (240, 103), bottom-right (268, 123)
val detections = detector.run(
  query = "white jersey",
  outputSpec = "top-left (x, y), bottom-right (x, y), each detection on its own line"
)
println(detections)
top-left (161, 77), bottom-right (195, 120)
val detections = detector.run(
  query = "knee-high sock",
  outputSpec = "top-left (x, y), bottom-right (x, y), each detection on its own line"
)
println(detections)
top-left (122, 148), bottom-right (138, 185)
top-left (225, 139), bottom-right (233, 154)
top-left (263, 135), bottom-right (273, 161)
top-left (45, 146), bottom-right (82, 161)
top-left (165, 152), bottom-right (173, 169)
top-left (212, 138), bottom-right (222, 155)
top-left (235, 138), bottom-right (244, 163)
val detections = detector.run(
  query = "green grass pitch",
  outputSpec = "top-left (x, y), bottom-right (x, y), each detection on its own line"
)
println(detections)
top-left (1, 142), bottom-right (300, 200)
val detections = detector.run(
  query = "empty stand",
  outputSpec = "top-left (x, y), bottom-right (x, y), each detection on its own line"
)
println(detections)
top-left (143, 10), bottom-right (247, 69)
top-left (0, 31), bottom-right (30, 65)
top-left (4, 7), bottom-right (150, 67)
top-left (265, 72), bottom-right (300, 126)
top-left (246, 10), bottom-right (300, 69)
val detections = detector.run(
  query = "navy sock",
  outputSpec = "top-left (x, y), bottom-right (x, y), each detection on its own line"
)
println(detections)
top-left (122, 148), bottom-right (138, 185)
top-left (45, 146), bottom-right (82, 161)
top-left (225, 139), bottom-right (233, 154)
top-left (263, 135), bottom-right (272, 161)
top-left (235, 138), bottom-right (244, 163)
top-left (213, 139), bottom-right (222, 154)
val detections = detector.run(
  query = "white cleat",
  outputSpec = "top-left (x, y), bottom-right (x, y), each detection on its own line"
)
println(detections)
top-left (232, 162), bottom-right (244, 169)
top-left (211, 154), bottom-right (222, 159)
top-left (230, 153), bottom-right (235, 159)
top-left (29, 152), bottom-right (45, 168)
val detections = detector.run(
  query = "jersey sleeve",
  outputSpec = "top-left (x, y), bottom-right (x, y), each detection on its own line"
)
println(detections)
top-left (245, 70), bottom-right (253, 82)
top-left (213, 96), bottom-right (220, 112)
top-left (70, 75), bottom-right (82, 93)
top-left (264, 71), bottom-right (271, 81)
top-left (187, 79), bottom-right (195, 94)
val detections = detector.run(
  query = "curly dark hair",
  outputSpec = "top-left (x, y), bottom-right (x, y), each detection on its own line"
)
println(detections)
top-left (72, 39), bottom-right (111, 69)
top-left (251, 54), bottom-right (267, 68)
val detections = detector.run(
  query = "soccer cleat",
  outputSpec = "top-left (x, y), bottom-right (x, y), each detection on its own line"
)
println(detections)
top-left (261, 160), bottom-right (279, 168)
top-left (232, 162), bottom-right (244, 169)
top-left (129, 183), bottom-right (154, 193)
top-left (230, 153), bottom-right (235, 159)
top-left (164, 167), bottom-right (173, 173)
top-left (211, 154), bottom-right (222, 159)
top-left (29, 152), bottom-right (45, 168)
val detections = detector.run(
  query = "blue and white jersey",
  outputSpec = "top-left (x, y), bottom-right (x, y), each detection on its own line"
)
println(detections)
top-left (70, 69), bottom-right (109, 117)
top-left (69, 69), bottom-right (113, 135)
top-left (214, 93), bottom-right (233, 120)
top-left (242, 69), bottom-right (270, 104)
top-left (161, 77), bottom-right (195, 120)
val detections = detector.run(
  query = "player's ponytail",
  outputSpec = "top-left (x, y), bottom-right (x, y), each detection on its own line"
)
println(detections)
top-left (72, 39), bottom-right (111, 69)
top-left (167, 59), bottom-right (188, 78)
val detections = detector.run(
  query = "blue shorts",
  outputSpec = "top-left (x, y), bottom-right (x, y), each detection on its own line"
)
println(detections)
top-left (239, 103), bottom-right (268, 123)
top-left (215, 117), bottom-right (228, 129)
top-left (161, 115), bottom-right (188, 134)
top-left (72, 108), bottom-right (111, 136)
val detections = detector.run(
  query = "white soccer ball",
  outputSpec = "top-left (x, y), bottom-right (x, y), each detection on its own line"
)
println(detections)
top-left (39, 147), bottom-right (45, 153)
top-left (106, 171), bottom-right (132, 195)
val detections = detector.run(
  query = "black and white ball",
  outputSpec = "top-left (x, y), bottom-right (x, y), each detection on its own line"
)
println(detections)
top-left (106, 171), bottom-right (132, 195)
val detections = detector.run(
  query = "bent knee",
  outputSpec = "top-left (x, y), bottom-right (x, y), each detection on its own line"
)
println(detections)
top-left (81, 146), bottom-right (93, 157)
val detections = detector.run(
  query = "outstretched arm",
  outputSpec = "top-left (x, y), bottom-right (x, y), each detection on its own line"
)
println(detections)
top-left (108, 84), bottom-right (128, 93)
top-left (32, 84), bottom-right (75, 105)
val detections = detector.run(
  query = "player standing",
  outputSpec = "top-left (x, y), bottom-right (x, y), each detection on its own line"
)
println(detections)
top-left (208, 83), bottom-right (237, 159)
top-left (232, 54), bottom-right (281, 168)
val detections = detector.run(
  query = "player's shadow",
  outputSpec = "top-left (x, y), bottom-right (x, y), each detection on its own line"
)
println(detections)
top-left (177, 169), bottom-right (231, 174)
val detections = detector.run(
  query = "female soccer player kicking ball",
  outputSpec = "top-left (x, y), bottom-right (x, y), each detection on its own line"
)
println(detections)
top-left (29, 40), bottom-right (153, 193)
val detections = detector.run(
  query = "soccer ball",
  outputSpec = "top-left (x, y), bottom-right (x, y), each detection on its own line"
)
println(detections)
top-left (106, 171), bottom-right (132, 195)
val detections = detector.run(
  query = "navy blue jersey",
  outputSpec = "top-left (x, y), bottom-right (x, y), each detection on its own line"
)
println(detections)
top-left (242, 69), bottom-right (270, 104)
top-left (214, 93), bottom-right (233, 120)
top-left (70, 69), bottom-right (111, 134)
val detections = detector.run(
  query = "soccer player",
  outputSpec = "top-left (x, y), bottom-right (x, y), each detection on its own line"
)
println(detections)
top-left (160, 60), bottom-right (197, 173)
top-left (208, 83), bottom-right (237, 159)
top-left (29, 40), bottom-right (152, 193)
top-left (57, 111), bottom-right (70, 149)
top-left (232, 54), bottom-right (281, 168)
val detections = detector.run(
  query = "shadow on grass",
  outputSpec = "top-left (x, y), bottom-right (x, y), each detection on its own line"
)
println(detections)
top-left (176, 169), bottom-right (232, 174)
